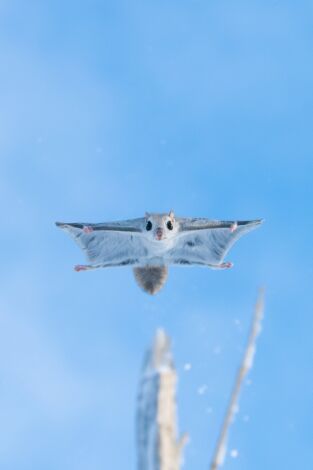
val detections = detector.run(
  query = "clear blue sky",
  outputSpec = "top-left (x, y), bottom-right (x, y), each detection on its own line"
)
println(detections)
top-left (1, 1), bottom-right (312, 469)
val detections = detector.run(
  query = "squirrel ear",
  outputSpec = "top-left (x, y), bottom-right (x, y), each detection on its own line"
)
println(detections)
top-left (145, 212), bottom-right (150, 218)
top-left (169, 210), bottom-right (175, 219)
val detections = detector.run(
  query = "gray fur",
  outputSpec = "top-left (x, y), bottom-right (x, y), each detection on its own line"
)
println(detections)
top-left (56, 213), bottom-right (263, 294)
top-left (133, 266), bottom-right (168, 295)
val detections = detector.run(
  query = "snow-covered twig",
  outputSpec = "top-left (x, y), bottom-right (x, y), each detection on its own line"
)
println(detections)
top-left (137, 329), bottom-right (188, 470)
top-left (210, 289), bottom-right (265, 470)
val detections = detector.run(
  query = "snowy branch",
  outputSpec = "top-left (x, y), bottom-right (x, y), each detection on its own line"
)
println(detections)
top-left (137, 329), bottom-right (188, 470)
top-left (210, 289), bottom-right (265, 470)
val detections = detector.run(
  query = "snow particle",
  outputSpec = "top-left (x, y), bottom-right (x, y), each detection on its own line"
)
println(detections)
top-left (197, 385), bottom-right (208, 395)
top-left (230, 449), bottom-right (239, 459)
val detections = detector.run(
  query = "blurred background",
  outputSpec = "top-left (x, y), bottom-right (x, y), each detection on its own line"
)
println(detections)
top-left (0, 1), bottom-right (312, 469)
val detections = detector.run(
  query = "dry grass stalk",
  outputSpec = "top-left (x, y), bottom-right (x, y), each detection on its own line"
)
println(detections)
top-left (210, 289), bottom-right (265, 470)
top-left (137, 329), bottom-right (188, 470)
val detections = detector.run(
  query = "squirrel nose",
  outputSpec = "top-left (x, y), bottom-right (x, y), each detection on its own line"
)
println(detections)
top-left (155, 227), bottom-right (163, 240)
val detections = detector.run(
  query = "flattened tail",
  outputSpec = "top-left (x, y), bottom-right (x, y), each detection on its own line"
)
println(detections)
top-left (133, 266), bottom-right (168, 295)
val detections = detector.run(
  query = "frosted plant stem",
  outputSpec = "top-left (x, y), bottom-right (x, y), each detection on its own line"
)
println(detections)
top-left (137, 329), bottom-right (188, 470)
top-left (210, 289), bottom-right (265, 470)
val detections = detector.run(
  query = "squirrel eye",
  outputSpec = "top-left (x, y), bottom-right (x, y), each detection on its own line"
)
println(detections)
top-left (146, 221), bottom-right (152, 231)
top-left (167, 220), bottom-right (173, 230)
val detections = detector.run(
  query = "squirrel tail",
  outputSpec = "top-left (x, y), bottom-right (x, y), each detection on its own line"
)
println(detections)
top-left (133, 266), bottom-right (168, 295)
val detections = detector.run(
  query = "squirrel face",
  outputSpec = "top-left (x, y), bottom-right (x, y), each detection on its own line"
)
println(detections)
top-left (144, 211), bottom-right (178, 242)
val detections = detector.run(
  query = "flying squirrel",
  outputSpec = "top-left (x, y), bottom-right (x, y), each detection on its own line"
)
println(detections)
top-left (56, 210), bottom-right (263, 295)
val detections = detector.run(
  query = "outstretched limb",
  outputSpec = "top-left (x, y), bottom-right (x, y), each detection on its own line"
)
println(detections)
top-left (74, 264), bottom-right (99, 272)
top-left (74, 258), bottom-right (140, 272)
top-left (212, 261), bottom-right (234, 269)
top-left (171, 259), bottom-right (234, 268)
top-left (230, 222), bottom-right (238, 232)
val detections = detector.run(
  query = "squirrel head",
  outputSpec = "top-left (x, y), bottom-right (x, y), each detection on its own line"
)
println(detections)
top-left (144, 211), bottom-right (178, 241)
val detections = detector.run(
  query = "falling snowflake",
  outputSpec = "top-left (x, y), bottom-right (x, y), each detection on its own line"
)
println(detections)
top-left (197, 385), bottom-right (208, 395)
top-left (230, 449), bottom-right (239, 459)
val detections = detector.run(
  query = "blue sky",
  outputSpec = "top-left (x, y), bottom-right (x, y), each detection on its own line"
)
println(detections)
top-left (1, 1), bottom-right (312, 469)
